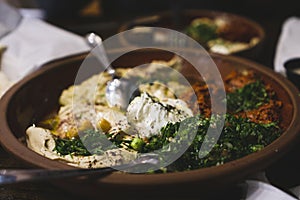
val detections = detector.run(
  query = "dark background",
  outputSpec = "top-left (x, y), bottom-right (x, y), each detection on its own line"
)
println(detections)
top-left (34, 0), bottom-right (300, 68)
top-left (1, 0), bottom-right (300, 199)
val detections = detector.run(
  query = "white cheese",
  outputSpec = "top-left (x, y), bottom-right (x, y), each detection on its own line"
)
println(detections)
top-left (126, 92), bottom-right (193, 138)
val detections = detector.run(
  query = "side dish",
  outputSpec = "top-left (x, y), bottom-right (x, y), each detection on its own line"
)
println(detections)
top-left (186, 18), bottom-right (260, 55)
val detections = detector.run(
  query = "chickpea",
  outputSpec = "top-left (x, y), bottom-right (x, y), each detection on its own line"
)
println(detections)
top-left (97, 118), bottom-right (111, 133)
top-left (65, 126), bottom-right (78, 139)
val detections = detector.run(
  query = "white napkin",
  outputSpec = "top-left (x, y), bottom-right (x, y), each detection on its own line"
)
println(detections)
top-left (0, 71), bottom-right (13, 96)
top-left (0, 17), bottom-right (90, 82)
top-left (245, 180), bottom-right (297, 200)
top-left (274, 17), bottom-right (300, 75)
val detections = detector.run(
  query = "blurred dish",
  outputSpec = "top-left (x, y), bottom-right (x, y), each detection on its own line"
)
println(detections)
top-left (119, 10), bottom-right (265, 59)
top-left (0, 49), bottom-right (299, 198)
top-left (185, 17), bottom-right (260, 55)
top-left (284, 58), bottom-right (300, 89)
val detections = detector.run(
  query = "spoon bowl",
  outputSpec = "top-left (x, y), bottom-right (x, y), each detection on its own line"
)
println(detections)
top-left (85, 33), bottom-right (136, 109)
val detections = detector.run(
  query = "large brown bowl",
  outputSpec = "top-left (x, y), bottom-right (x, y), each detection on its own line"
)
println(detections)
top-left (119, 9), bottom-right (265, 60)
top-left (0, 49), bottom-right (299, 199)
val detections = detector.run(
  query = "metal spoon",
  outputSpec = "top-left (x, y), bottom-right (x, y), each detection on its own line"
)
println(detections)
top-left (0, 154), bottom-right (159, 185)
top-left (85, 33), bottom-right (137, 110)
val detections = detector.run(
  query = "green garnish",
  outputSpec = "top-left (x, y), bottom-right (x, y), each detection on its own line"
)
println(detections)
top-left (161, 114), bottom-right (281, 171)
top-left (52, 76), bottom-right (281, 172)
top-left (54, 129), bottom-right (115, 156)
top-left (226, 80), bottom-right (270, 112)
top-left (54, 137), bottom-right (90, 156)
top-left (186, 22), bottom-right (218, 45)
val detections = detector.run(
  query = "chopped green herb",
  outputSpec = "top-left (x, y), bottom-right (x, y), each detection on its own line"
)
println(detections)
top-left (186, 22), bottom-right (218, 45)
top-left (54, 129), bottom-right (115, 156)
top-left (226, 81), bottom-right (270, 113)
top-left (165, 114), bottom-right (281, 171)
top-left (54, 137), bottom-right (90, 156)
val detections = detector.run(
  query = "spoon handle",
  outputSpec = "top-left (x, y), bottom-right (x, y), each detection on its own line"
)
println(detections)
top-left (85, 33), bottom-right (116, 76)
top-left (0, 154), bottom-right (160, 185)
top-left (0, 167), bottom-right (115, 185)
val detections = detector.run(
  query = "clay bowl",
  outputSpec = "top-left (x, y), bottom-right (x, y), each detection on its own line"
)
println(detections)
top-left (119, 9), bottom-right (265, 60)
top-left (0, 49), bottom-right (299, 199)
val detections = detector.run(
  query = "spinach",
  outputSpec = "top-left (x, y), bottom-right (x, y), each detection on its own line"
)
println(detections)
top-left (226, 80), bottom-right (270, 113)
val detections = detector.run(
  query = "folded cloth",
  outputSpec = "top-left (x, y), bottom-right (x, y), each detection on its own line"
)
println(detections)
top-left (274, 17), bottom-right (300, 75)
top-left (0, 17), bottom-right (90, 82)
top-left (245, 180), bottom-right (297, 200)
top-left (0, 71), bottom-right (13, 96)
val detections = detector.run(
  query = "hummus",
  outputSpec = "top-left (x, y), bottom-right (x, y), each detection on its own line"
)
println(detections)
top-left (26, 56), bottom-right (194, 168)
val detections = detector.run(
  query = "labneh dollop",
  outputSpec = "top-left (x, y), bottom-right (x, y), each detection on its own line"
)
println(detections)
top-left (127, 92), bottom-right (193, 138)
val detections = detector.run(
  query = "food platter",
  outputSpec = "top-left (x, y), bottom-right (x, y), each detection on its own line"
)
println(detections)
top-left (0, 49), bottom-right (299, 198)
